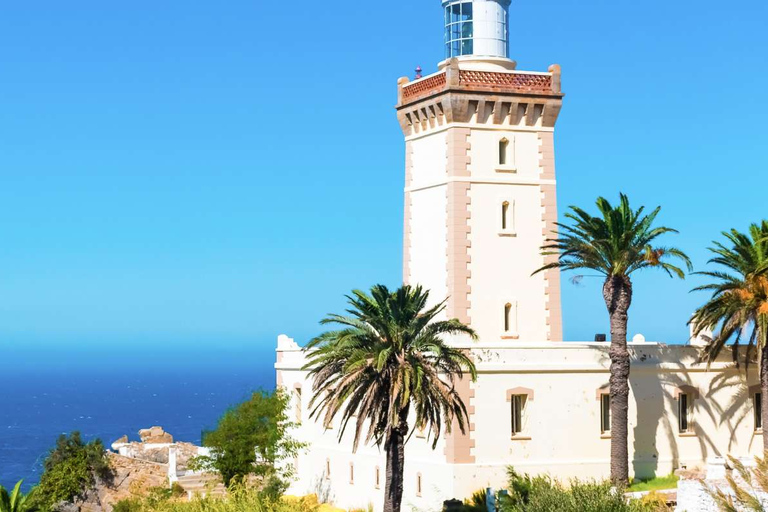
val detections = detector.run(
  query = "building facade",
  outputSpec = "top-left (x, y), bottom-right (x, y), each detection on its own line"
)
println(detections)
top-left (275, 1), bottom-right (762, 509)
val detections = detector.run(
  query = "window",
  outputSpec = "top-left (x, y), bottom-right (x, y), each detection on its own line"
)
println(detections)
top-left (679, 393), bottom-right (690, 433)
top-left (675, 386), bottom-right (697, 434)
top-left (499, 138), bottom-right (509, 165)
top-left (503, 301), bottom-right (517, 336)
top-left (600, 394), bottom-right (611, 433)
top-left (499, 199), bottom-right (515, 235)
top-left (511, 394), bottom-right (526, 435)
top-left (497, 137), bottom-right (516, 170)
top-left (325, 458), bottom-right (331, 479)
top-left (416, 421), bottom-right (427, 439)
top-left (349, 462), bottom-right (355, 484)
top-left (416, 473), bottom-right (423, 497)
top-left (294, 387), bottom-right (302, 423)
top-left (375, 466), bottom-right (381, 489)
top-left (756, 392), bottom-right (763, 432)
top-left (444, 1), bottom-right (473, 58)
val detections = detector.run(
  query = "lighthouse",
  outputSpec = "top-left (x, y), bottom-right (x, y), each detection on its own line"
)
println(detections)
top-left (276, 2), bottom-right (766, 509)
top-left (398, 0), bottom-right (564, 347)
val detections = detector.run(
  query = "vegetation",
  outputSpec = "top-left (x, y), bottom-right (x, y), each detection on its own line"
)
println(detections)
top-left (34, 432), bottom-right (113, 511)
top-left (112, 485), bottom-right (317, 512)
top-left (627, 474), bottom-right (678, 493)
top-left (497, 467), bottom-right (669, 512)
top-left (303, 284), bottom-right (477, 512)
top-left (535, 193), bottom-right (691, 486)
top-left (0, 481), bottom-right (38, 512)
top-left (190, 388), bottom-right (304, 493)
top-left (690, 221), bottom-right (768, 449)
top-left (705, 454), bottom-right (768, 511)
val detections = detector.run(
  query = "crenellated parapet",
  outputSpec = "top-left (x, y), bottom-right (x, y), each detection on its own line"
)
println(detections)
top-left (396, 58), bottom-right (563, 136)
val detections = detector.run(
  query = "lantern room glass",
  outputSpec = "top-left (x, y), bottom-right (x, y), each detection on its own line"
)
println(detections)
top-left (444, 1), bottom-right (474, 58)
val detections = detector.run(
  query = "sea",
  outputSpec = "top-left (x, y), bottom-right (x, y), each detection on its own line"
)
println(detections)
top-left (0, 344), bottom-right (277, 493)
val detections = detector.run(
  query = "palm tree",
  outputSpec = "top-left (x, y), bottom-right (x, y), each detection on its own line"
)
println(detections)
top-left (690, 221), bottom-right (768, 448)
top-left (534, 193), bottom-right (691, 486)
top-left (0, 481), bottom-right (38, 512)
top-left (303, 284), bottom-right (477, 512)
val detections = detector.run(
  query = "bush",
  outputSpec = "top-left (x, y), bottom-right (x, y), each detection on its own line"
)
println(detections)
top-left (34, 432), bottom-right (113, 511)
top-left (499, 467), bottom-right (664, 512)
top-left (190, 389), bottom-right (304, 492)
top-left (111, 485), bottom-right (316, 512)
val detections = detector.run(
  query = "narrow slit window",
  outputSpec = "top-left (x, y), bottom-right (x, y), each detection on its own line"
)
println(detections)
top-left (375, 466), bottom-right (381, 489)
top-left (502, 201), bottom-right (509, 230)
top-left (349, 463), bottom-right (354, 484)
top-left (499, 138), bottom-right (509, 165)
top-left (600, 394), bottom-right (611, 433)
top-left (679, 393), bottom-right (689, 433)
top-left (755, 392), bottom-right (763, 431)
top-left (504, 303), bottom-right (512, 332)
top-left (325, 458), bottom-right (331, 479)
top-left (416, 473), bottom-right (423, 496)
top-left (511, 394), bottom-right (525, 434)
top-left (294, 388), bottom-right (302, 422)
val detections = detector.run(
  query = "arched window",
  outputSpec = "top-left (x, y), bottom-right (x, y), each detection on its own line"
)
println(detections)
top-left (499, 200), bottom-right (515, 235)
top-left (499, 138), bottom-right (509, 165)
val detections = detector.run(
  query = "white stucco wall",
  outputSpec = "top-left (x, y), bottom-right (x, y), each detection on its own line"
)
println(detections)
top-left (407, 132), bottom-right (448, 314)
top-left (277, 342), bottom-right (763, 511)
top-left (466, 128), bottom-right (551, 342)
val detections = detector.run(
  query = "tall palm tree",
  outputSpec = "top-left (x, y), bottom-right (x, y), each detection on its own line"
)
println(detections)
top-left (303, 284), bottom-right (477, 512)
top-left (690, 221), bottom-right (768, 448)
top-left (534, 193), bottom-right (691, 486)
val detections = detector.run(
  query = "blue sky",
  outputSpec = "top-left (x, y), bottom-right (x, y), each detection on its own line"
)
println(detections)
top-left (1, 0), bottom-right (767, 363)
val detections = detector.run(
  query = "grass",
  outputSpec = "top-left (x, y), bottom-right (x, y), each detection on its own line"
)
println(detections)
top-left (627, 474), bottom-right (678, 493)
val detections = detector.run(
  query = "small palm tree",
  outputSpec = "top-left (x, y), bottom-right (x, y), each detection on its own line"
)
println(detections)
top-left (690, 221), bottom-right (768, 448)
top-left (0, 481), bottom-right (38, 512)
top-left (534, 193), bottom-right (691, 486)
top-left (303, 284), bottom-right (477, 512)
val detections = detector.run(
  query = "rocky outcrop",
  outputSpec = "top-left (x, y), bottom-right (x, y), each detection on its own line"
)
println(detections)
top-left (61, 452), bottom-right (169, 512)
top-left (138, 426), bottom-right (173, 444)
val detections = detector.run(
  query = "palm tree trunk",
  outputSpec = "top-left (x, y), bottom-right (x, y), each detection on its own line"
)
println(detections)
top-left (383, 420), bottom-right (407, 512)
top-left (761, 344), bottom-right (768, 451)
top-left (603, 275), bottom-right (633, 487)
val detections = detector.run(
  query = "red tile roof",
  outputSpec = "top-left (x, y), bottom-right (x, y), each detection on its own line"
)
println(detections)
top-left (401, 70), bottom-right (554, 103)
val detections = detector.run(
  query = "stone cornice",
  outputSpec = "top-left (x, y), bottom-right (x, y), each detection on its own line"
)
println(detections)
top-left (396, 59), bottom-right (564, 136)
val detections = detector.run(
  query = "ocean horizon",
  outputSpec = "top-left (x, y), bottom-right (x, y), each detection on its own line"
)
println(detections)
top-left (0, 342), bottom-right (278, 493)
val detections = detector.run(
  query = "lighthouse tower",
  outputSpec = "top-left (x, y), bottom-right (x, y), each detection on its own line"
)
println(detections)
top-left (397, 0), bottom-right (564, 345)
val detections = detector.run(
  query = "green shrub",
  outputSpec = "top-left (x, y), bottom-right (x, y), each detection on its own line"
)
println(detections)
top-left (499, 467), bottom-right (663, 512)
top-left (33, 432), bottom-right (113, 511)
top-left (112, 498), bottom-right (143, 512)
top-left (110, 485), bottom-right (316, 512)
top-left (189, 389), bottom-right (304, 492)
